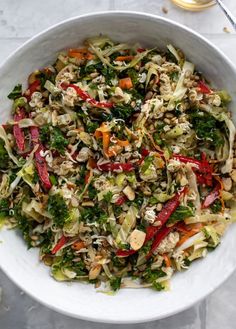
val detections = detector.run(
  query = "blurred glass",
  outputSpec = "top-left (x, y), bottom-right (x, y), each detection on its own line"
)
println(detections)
top-left (171, 0), bottom-right (216, 11)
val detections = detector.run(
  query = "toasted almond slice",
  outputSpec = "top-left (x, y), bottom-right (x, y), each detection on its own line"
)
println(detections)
top-left (89, 264), bottom-right (102, 280)
top-left (130, 229), bottom-right (146, 251)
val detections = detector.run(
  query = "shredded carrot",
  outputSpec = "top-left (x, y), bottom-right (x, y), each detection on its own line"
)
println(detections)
top-left (85, 171), bottom-right (91, 184)
top-left (94, 130), bottom-right (102, 139)
top-left (68, 48), bottom-right (94, 60)
top-left (88, 157), bottom-right (97, 169)
top-left (119, 77), bottom-right (133, 90)
top-left (116, 139), bottom-right (129, 147)
top-left (102, 132), bottom-right (111, 156)
top-left (163, 254), bottom-right (171, 267)
top-left (176, 229), bottom-right (200, 247)
top-left (115, 55), bottom-right (134, 61)
top-left (72, 241), bottom-right (86, 251)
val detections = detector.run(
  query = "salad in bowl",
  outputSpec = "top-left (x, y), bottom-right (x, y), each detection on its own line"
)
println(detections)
top-left (1, 36), bottom-right (236, 293)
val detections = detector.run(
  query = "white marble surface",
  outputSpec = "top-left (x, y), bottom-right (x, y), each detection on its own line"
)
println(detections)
top-left (0, 0), bottom-right (236, 328)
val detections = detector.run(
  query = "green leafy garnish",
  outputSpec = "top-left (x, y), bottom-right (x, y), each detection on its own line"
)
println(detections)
top-left (8, 84), bottom-right (22, 100)
top-left (190, 110), bottom-right (224, 147)
top-left (47, 194), bottom-right (69, 228)
top-left (110, 277), bottom-right (122, 291)
top-left (50, 127), bottom-right (69, 155)
top-left (167, 205), bottom-right (194, 225)
top-left (0, 139), bottom-right (9, 169)
top-left (103, 191), bottom-right (113, 203)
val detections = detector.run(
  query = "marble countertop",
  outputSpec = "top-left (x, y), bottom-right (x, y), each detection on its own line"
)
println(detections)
top-left (0, 0), bottom-right (236, 328)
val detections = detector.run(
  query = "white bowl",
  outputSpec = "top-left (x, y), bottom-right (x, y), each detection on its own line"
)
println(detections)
top-left (0, 11), bottom-right (236, 324)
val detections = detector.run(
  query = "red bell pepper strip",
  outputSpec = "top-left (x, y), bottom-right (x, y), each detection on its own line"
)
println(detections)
top-left (137, 48), bottom-right (146, 53)
top-left (97, 162), bottom-right (135, 172)
top-left (13, 108), bottom-right (26, 152)
top-left (115, 195), bottom-right (127, 206)
top-left (30, 126), bottom-right (52, 190)
top-left (145, 225), bottom-right (160, 243)
top-left (141, 148), bottom-right (150, 157)
top-left (173, 153), bottom-right (213, 186)
top-left (116, 249), bottom-right (137, 257)
top-left (51, 235), bottom-right (69, 255)
top-left (145, 188), bottom-right (187, 242)
top-left (24, 79), bottom-right (41, 101)
top-left (146, 225), bottom-right (174, 258)
top-left (61, 83), bottom-right (114, 109)
top-left (198, 80), bottom-right (212, 94)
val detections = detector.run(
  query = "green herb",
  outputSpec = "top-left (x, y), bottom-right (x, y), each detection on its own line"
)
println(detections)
top-left (169, 71), bottom-right (179, 82)
top-left (86, 121), bottom-right (99, 133)
top-left (167, 205), bottom-right (194, 225)
top-left (0, 199), bottom-right (9, 219)
top-left (50, 127), bottom-right (69, 155)
top-left (47, 194), bottom-right (69, 228)
top-left (8, 84), bottom-right (22, 100)
top-left (0, 139), bottom-right (9, 169)
top-left (190, 110), bottom-right (224, 147)
top-left (110, 277), bottom-right (122, 291)
top-left (80, 207), bottom-right (107, 224)
top-left (103, 191), bottom-right (113, 203)
top-left (101, 66), bottom-right (116, 85)
top-left (88, 185), bottom-right (97, 199)
top-left (210, 199), bottom-right (222, 214)
top-left (127, 68), bottom-right (139, 85)
top-left (183, 258), bottom-right (191, 267)
top-left (149, 196), bottom-right (158, 205)
top-left (143, 268), bottom-right (166, 291)
top-left (14, 202), bottom-right (33, 248)
top-left (152, 281), bottom-right (165, 291)
top-left (40, 230), bottom-right (53, 254)
top-left (153, 132), bottom-right (164, 146)
top-left (111, 104), bottom-right (134, 121)
top-left (40, 124), bottom-right (50, 144)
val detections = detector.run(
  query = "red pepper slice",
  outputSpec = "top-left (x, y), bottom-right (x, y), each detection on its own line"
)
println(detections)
top-left (145, 225), bottom-right (159, 242)
top-left (115, 195), bottom-right (127, 206)
top-left (30, 126), bottom-right (52, 190)
top-left (61, 83), bottom-right (114, 109)
top-left (51, 235), bottom-right (69, 254)
top-left (198, 80), bottom-right (212, 94)
top-left (97, 162), bottom-right (135, 172)
top-left (13, 108), bottom-right (26, 152)
top-left (116, 249), bottom-right (137, 257)
top-left (137, 48), bottom-right (146, 53)
top-left (173, 153), bottom-right (213, 186)
top-left (24, 79), bottom-right (41, 101)
top-left (145, 188), bottom-right (187, 242)
top-left (147, 225), bottom-right (174, 258)
top-left (141, 148), bottom-right (150, 157)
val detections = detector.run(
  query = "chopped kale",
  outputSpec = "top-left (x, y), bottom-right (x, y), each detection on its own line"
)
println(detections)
top-left (167, 205), bottom-right (194, 225)
top-left (189, 110), bottom-right (224, 147)
top-left (0, 139), bottom-right (9, 169)
top-left (47, 194), bottom-right (69, 228)
top-left (110, 277), bottom-right (122, 291)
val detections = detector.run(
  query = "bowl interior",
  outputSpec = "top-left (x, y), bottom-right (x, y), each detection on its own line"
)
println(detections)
top-left (0, 12), bottom-right (236, 323)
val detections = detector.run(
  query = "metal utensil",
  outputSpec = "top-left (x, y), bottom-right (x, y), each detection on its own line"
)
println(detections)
top-left (215, 0), bottom-right (236, 30)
